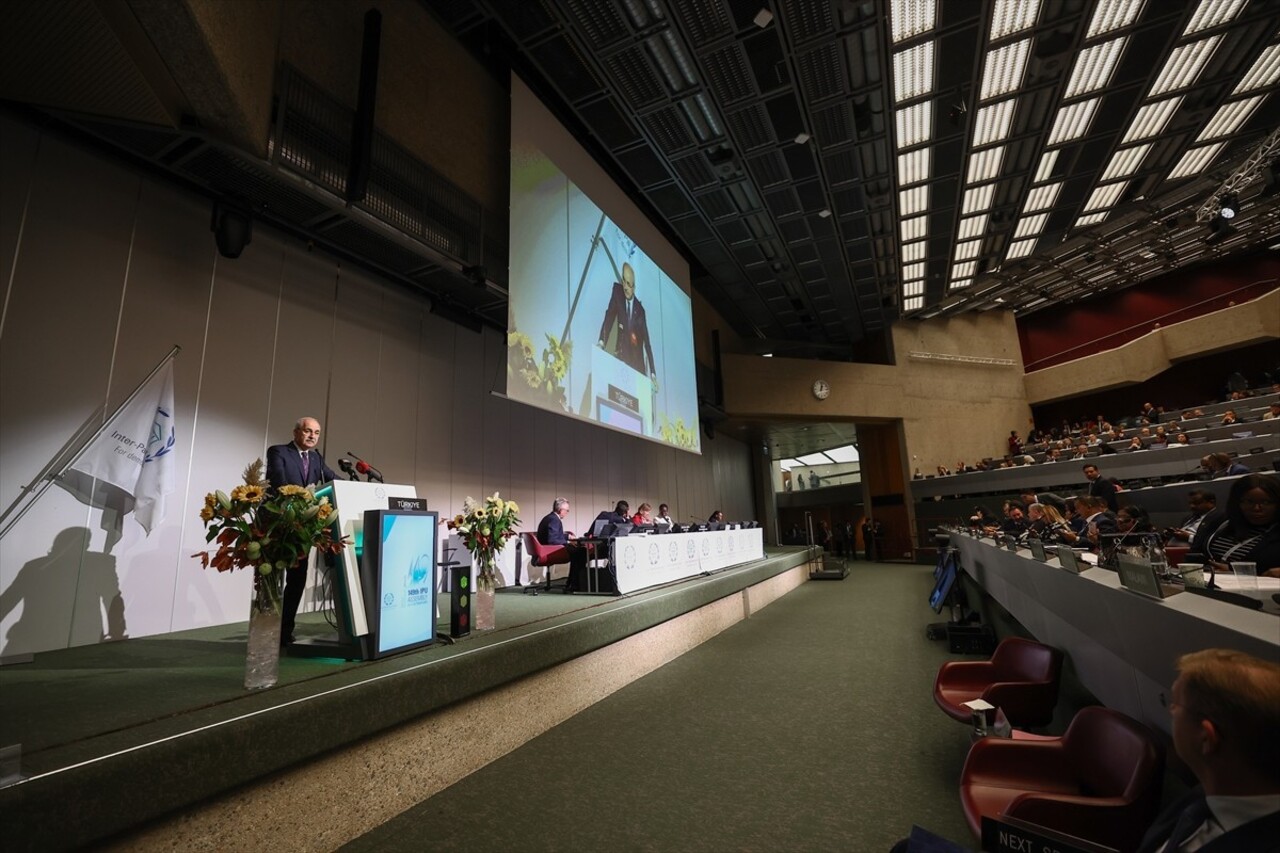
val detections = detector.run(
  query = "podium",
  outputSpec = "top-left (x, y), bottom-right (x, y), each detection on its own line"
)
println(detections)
top-left (294, 480), bottom-right (419, 659)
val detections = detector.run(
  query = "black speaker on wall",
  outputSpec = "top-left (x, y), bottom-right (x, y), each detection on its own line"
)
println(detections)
top-left (449, 565), bottom-right (471, 638)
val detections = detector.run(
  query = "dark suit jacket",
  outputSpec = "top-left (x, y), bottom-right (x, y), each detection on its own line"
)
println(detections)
top-left (537, 512), bottom-right (569, 546)
top-left (1088, 476), bottom-right (1120, 511)
top-left (598, 281), bottom-right (655, 376)
top-left (266, 443), bottom-right (336, 489)
top-left (1135, 787), bottom-right (1280, 853)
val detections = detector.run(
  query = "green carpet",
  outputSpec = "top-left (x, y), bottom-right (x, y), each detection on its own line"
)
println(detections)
top-left (343, 561), bottom-right (981, 852)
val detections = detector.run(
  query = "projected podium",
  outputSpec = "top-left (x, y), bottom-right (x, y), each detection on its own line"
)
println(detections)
top-left (582, 345), bottom-right (655, 437)
top-left (295, 480), bottom-right (420, 659)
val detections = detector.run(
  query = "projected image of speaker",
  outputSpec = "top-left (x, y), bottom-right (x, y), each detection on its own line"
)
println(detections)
top-left (359, 509), bottom-right (439, 658)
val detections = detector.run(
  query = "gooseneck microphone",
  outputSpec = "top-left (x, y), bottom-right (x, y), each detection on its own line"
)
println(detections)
top-left (338, 458), bottom-right (360, 481)
top-left (347, 451), bottom-right (385, 483)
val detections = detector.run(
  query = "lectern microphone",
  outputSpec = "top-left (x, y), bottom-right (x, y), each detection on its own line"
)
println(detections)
top-left (347, 452), bottom-right (385, 483)
top-left (338, 458), bottom-right (360, 481)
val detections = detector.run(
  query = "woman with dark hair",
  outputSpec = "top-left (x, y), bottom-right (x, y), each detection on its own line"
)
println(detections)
top-left (1191, 474), bottom-right (1280, 577)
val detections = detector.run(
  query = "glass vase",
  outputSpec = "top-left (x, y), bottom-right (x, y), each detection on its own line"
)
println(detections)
top-left (244, 570), bottom-right (284, 690)
top-left (474, 550), bottom-right (498, 631)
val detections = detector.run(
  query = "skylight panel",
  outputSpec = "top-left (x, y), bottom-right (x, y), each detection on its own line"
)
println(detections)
top-left (990, 0), bottom-right (1040, 40)
top-left (962, 183), bottom-right (996, 214)
top-left (1233, 44), bottom-right (1280, 95)
top-left (797, 452), bottom-right (830, 466)
top-left (824, 445), bottom-right (860, 464)
top-left (1075, 212), bottom-right (1110, 228)
top-left (895, 101), bottom-right (934, 148)
top-left (957, 216), bottom-right (989, 241)
top-left (1033, 150), bottom-right (1059, 183)
top-left (1086, 0), bottom-right (1144, 39)
top-left (901, 216), bottom-right (928, 242)
top-left (902, 240), bottom-right (927, 262)
top-left (897, 148), bottom-right (931, 185)
top-left (949, 278), bottom-right (973, 290)
top-left (1167, 142), bottom-right (1225, 179)
top-left (972, 99), bottom-right (1017, 146)
top-left (1082, 181), bottom-right (1129, 212)
top-left (899, 185), bottom-right (929, 215)
top-left (1183, 0), bottom-right (1245, 36)
top-left (954, 239), bottom-right (982, 261)
top-left (1195, 95), bottom-right (1264, 142)
top-left (903, 295), bottom-right (925, 311)
top-left (1120, 96), bottom-right (1182, 143)
top-left (952, 261), bottom-right (978, 279)
top-left (1024, 182), bottom-right (1062, 212)
top-left (1150, 36), bottom-right (1222, 96)
top-left (894, 41), bottom-right (936, 102)
top-left (1046, 99), bottom-right (1099, 145)
top-left (903, 263), bottom-right (926, 281)
top-left (891, 0), bottom-right (937, 43)
top-left (1064, 37), bottom-right (1127, 98)
top-left (1013, 213), bottom-right (1049, 239)
top-left (979, 38), bottom-right (1032, 100)
top-left (903, 281), bottom-right (925, 296)
top-left (1006, 238), bottom-right (1037, 259)
top-left (966, 147), bottom-right (1006, 184)
top-left (1099, 144), bottom-right (1152, 181)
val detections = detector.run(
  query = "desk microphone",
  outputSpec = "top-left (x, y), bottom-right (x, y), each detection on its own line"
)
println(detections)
top-left (347, 452), bottom-right (385, 483)
top-left (338, 458), bottom-right (360, 480)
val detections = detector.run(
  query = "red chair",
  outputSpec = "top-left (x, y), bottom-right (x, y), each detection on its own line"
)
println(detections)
top-left (959, 706), bottom-right (1164, 852)
top-left (520, 532), bottom-right (571, 593)
top-left (934, 637), bottom-right (1062, 728)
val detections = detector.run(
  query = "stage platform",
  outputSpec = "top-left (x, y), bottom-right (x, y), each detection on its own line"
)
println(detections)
top-left (1, 547), bottom-right (813, 851)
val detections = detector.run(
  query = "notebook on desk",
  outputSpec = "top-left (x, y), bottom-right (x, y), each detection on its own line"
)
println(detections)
top-left (1116, 553), bottom-right (1182, 600)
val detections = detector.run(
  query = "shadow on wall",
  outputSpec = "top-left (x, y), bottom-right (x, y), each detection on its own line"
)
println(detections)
top-left (0, 527), bottom-right (126, 656)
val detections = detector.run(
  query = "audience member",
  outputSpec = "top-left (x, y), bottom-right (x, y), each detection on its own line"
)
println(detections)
top-left (1078, 495), bottom-right (1119, 549)
top-left (1027, 502), bottom-right (1074, 544)
top-left (1134, 649), bottom-right (1280, 853)
top-left (1264, 402), bottom-right (1280, 421)
top-left (1165, 490), bottom-right (1218, 543)
top-left (1008, 430), bottom-right (1022, 456)
top-left (1084, 463), bottom-right (1120, 511)
top-left (1220, 409), bottom-right (1241, 425)
top-left (1201, 452), bottom-right (1251, 478)
top-left (1190, 474), bottom-right (1280, 577)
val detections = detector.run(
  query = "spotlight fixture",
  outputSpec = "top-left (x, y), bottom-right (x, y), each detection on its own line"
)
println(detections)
top-left (461, 264), bottom-right (487, 286)
top-left (210, 201), bottom-right (252, 259)
top-left (753, 8), bottom-right (773, 27)
top-left (1218, 193), bottom-right (1238, 220)
top-left (1205, 216), bottom-right (1236, 245)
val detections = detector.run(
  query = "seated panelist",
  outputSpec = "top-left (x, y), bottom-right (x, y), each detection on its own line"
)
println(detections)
top-left (536, 498), bottom-right (589, 592)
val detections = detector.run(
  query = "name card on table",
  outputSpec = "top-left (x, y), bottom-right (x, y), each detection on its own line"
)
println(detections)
top-left (981, 815), bottom-right (1117, 853)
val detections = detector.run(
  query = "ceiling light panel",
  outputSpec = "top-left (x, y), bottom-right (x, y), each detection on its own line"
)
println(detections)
top-left (972, 99), bottom-right (1017, 146)
top-left (1024, 182), bottom-right (1062, 212)
top-left (1086, 0), bottom-right (1145, 39)
top-left (901, 216), bottom-right (928, 242)
top-left (979, 38), bottom-right (1032, 100)
top-left (1233, 44), bottom-right (1280, 94)
top-left (957, 215), bottom-right (989, 241)
top-left (952, 261), bottom-right (978, 278)
top-left (1120, 96), bottom-right (1183, 143)
top-left (903, 263), bottom-right (926, 281)
top-left (902, 240), bottom-right (927, 262)
top-left (904, 282), bottom-right (924, 298)
top-left (1149, 36), bottom-right (1222, 96)
top-left (1098, 143), bottom-right (1151, 181)
top-left (1064, 37), bottom-right (1127, 98)
top-left (1074, 212), bottom-right (1110, 228)
top-left (1013, 212), bottom-right (1049, 239)
top-left (899, 186), bottom-right (929, 215)
top-left (962, 183), bottom-right (996, 214)
top-left (890, 0), bottom-right (937, 43)
top-left (1082, 181), bottom-right (1129, 212)
top-left (893, 41), bottom-right (936, 102)
top-left (1195, 95), bottom-right (1264, 142)
top-left (966, 147), bottom-right (1006, 183)
top-left (897, 148), bottom-right (931, 185)
top-left (1167, 142), bottom-right (1225, 179)
top-left (1183, 0), bottom-right (1246, 36)
top-left (895, 101), bottom-right (934, 148)
top-left (990, 0), bottom-right (1040, 40)
top-left (1033, 150), bottom-right (1059, 183)
top-left (903, 295), bottom-right (924, 310)
top-left (954, 239), bottom-right (982, 261)
top-left (949, 278), bottom-right (973, 290)
top-left (1046, 98), bottom-right (1100, 145)
top-left (1006, 238), bottom-right (1037, 259)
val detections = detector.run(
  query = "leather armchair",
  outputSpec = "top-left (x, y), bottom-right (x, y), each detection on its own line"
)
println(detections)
top-left (959, 706), bottom-right (1164, 852)
top-left (934, 636), bottom-right (1062, 728)
top-left (520, 532), bottom-right (571, 592)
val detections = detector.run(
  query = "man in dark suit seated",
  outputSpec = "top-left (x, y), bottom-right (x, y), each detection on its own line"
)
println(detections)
top-left (1135, 648), bottom-right (1280, 852)
top-left (535, 497), bottom-right (588, 591)
top-left (265, 416), bottom-right (337, 646)
top-left (580, 500), bottom-right (629, 594)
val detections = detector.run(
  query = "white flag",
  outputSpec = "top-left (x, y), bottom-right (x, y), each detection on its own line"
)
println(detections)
top-left (67, 361), bottom-right (177, 534)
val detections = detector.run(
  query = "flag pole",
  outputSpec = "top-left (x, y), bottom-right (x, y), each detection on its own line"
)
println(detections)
top-left (0, 345), bottom-right (181, 541)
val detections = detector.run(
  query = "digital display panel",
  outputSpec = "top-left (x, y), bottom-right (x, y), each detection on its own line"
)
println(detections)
top-left (371, 511), bottom-right (438, 655)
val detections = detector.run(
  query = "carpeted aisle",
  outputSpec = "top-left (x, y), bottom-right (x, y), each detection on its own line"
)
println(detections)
top-left (342, 561), bottom-right (978, 852)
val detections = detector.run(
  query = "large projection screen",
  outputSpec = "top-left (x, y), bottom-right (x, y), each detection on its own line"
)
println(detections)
top-left (507, 76), bottom-right (701, 453)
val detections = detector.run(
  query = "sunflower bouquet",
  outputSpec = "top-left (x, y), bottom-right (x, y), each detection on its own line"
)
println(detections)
top-left (193, 459), bottom-right (348, 612)
top-left (447, 492), bottom-right (521, 588)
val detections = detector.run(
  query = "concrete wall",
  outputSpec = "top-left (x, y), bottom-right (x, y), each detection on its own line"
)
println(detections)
top-left (0, 115), bottom-right (754, 657)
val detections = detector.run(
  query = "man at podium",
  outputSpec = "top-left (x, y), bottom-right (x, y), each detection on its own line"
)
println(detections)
top-left (266, 416), bottom-right (337, 645)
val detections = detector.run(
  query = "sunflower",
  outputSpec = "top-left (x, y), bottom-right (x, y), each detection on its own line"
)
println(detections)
top-left (230, 485), bottom-right (251, 502)
top-left (240, 484), bottom-right (267, 503)
top-left (199, 505), bottom-right (215, 522)
top-left (277, 484), bottom-right (309, 497)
